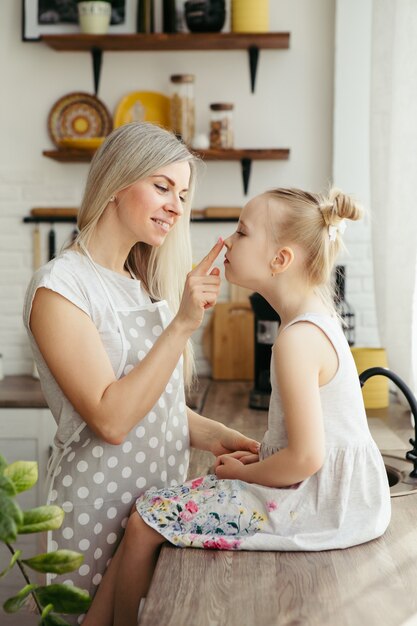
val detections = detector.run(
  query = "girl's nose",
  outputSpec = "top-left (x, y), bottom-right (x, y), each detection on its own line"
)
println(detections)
top-left (223, 235), bottom-right (232, 249)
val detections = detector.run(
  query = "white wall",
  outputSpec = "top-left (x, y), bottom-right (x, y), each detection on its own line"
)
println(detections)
top-left (0, 0), bottom-right (352, 377)
top-left (333, 0), bottom-right (379, 346)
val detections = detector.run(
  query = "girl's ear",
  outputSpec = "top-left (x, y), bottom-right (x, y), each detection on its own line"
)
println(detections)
top-left (270, 247), bottom-right (294, 276)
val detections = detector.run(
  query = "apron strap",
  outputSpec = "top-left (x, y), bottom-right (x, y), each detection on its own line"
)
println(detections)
top-left (78, 243), bottom-right (129, 378)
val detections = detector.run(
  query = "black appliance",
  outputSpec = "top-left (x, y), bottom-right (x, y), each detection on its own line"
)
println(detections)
top-left (249, 293), bottom-right (281, 410)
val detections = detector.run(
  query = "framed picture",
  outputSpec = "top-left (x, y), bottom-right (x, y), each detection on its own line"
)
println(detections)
top-left (22, 0), bottom-right (138, 41)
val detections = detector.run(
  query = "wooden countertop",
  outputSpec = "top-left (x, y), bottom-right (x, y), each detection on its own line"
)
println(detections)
top-left (0, 375), bottom-right (208, 412)
top-left (2, 376), bottom-right (417, 624)
top-left (0, 375), bottom-right (47, 408)
top-left (141, 381), bottom-right (417, 626)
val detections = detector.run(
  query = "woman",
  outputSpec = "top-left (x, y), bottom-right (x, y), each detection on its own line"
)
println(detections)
top-left (23, 122), bottom-right (259, 625)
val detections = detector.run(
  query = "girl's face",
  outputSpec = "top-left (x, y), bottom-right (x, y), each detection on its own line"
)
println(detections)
top-left (114, 161), bottom-right (191, 246)
top-left (224, 194), bottom-right (274, 290)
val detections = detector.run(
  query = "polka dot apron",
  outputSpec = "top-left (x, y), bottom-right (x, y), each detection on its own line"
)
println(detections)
top-left (46, 253), bottom-right (189, 624)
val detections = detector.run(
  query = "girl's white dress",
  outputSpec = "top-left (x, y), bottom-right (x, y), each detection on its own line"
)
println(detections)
top-left (136, 313), bottom-right (391, 551)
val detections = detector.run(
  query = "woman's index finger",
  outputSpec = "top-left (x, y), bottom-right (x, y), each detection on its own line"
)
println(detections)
top-left (191, 238), bottom-right (224, 276)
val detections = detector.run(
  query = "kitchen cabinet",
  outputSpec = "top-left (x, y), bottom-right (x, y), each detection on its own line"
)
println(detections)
top-left (38, 32), bottom-right (291, 194)
top-left (0, 376), bottom-right (56, 505)
top-left (0, 408), bottom-right (55, 503)
top-left (0, 378), bottom-right (56, 626)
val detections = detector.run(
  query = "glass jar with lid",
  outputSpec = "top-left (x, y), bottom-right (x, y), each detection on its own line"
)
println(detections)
top-left (209, 103), bottom-right (234, 149)
top-left (169, 74), bottom-right (195, 145)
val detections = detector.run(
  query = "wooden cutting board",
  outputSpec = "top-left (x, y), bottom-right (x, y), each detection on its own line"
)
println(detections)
top-left (212, 302), bottom-right (254, 380)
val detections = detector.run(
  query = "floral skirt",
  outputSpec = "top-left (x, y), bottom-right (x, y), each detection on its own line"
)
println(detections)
top-left (135, 474), bottom-right (282, 550)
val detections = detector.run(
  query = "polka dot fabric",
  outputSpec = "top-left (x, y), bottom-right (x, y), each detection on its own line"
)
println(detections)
top-left (46, 302), bottom-right (189, 625)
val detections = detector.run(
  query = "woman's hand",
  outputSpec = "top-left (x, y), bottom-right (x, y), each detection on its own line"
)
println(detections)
top-left (175, 238), bottom-right (224, 333)
top-left (208, 423), bottom-right (260, 458)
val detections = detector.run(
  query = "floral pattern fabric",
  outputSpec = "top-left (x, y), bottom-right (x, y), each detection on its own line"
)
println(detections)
top-left (136, 474), bottom-right (275, 550)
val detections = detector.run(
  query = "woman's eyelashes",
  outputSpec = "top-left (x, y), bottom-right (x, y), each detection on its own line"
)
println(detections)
top-left (154, 183), bottom-right (186, 204)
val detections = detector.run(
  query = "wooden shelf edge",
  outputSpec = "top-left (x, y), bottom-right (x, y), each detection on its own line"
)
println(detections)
top-left (42, 148), bottom-right (290, 163)
top-left (41, 32), bottom-right (290, 52)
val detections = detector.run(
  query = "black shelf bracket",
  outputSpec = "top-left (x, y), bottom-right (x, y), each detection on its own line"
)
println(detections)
top-left (92, 47), bottom-right (103, 96)
top-left (241, 158), bottom-right (252, 195)
top-left (248, 46), bottom-right (260, 93)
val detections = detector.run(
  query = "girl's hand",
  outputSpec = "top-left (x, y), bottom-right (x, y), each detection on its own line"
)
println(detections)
top-left (214, 450), bottom-right (259, 469)
top-left (215, 454), bottom-right (246, 480)
top-left (176, 238), bottom-right (224, 333)
top-left (208, 423), bottom-right (260, 458)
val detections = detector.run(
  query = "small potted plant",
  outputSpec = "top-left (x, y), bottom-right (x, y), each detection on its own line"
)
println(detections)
top-left (76, 0), bottom-right (112, 34)
top-left (0, 455), bottom-right (91, 624)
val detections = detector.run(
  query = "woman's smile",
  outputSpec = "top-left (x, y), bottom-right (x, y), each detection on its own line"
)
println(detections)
top-left (151, 217), bottom-right (172, 233)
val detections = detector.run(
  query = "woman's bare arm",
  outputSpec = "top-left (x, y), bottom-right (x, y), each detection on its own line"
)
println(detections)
top-left (30, 242), bottom-right (223, 444)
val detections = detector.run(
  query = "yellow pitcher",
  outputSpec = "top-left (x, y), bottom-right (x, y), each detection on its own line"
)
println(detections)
top-left (351, 347), bottom-right (389, 409)
top-left (231, 0), bottom-right (269, 33)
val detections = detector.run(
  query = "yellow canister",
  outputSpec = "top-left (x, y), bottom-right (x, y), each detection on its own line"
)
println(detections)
top-left (231, 0), bottom-right (269, 33)
top-left (351, 347), bottom-right (389, 409)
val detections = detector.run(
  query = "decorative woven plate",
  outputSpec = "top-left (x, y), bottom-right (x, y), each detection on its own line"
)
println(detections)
top-left (48, 92), bottom-right (113, 148)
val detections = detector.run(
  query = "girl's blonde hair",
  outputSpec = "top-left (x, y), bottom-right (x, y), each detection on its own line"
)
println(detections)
top-left (73, 122), bottom-right (199, 385)
top-left (266, 187), bottom-right (363, 303)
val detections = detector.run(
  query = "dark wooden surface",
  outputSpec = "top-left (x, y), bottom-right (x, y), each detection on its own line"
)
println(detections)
top-left (140, 382), bottom-right (417, 626)
top-left (41, 32), bottom-right (290, 52)
top-left (3, 377), bottom-right (417, 625)
top-left (0, 375), bottom-right (210, 411)
top-left (0, 375), bottom-right (47, 408)
top-left (42, 148), bottom-right (291, 163)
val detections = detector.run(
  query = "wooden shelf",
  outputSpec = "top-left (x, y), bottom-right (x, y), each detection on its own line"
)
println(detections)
top-left (42, 148), bottom-right (290, 194)
top-left (42, 148), bottom-right (289, 162)
top-left (41, 32), bottom-right (290, 94)
top-left (41, 32), bottom-right (290, 52)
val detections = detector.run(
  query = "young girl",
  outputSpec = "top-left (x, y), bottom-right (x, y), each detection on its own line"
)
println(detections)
top-left (109, 187), bottom-right (391, 625)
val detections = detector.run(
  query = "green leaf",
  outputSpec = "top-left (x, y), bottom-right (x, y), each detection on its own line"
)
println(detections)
top-left (19, 506), bottom-right (64, 534)
top-left (0, 474), bottom-right (17, 496)
top-left (0, 453), bottom-right (7, 474)
top-left (41, 613), bottom-right (72, 625)
top-left (0, 492), bottom-right (24, 526)
top-left (41, 603), bottom-right (54, 618)
top-left (23, 550), bottom-right (84, 574)
top-left (4, 461), bottom-right (38, 494)
top-left (36, 584), bottom-right (91, 614)
top-left (0, 510), bottom-right (18, 543)
top-left (0, 549), bottom-right (21, 579)
top-left (3, 583), bottom-right (38, 613)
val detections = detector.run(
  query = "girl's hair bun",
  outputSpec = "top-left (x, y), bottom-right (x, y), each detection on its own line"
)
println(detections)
top-left (320, 187), bottom-right (363, 225)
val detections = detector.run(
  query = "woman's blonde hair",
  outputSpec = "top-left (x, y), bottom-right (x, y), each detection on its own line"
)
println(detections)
top-left (74, 122), bottom-right (199, 385)
top-left (266, 187), bottom-right (363, 305)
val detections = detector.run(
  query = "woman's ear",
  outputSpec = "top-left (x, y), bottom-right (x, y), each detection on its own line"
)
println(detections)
top-left (270, 247), bottom-right (294, 276)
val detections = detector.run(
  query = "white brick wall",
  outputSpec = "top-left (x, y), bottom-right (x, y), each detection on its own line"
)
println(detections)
top-left (0, 0), bottom-right (378, 378)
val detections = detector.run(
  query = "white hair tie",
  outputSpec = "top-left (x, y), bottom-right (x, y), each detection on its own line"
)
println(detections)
top-left (328, 220), bottom-right (346, 242)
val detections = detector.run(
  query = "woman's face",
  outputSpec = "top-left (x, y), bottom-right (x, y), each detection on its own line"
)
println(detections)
top-left (224, 194), bottom-right (273, 290)
top-left (115, 161), bottom-right (191, 246)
